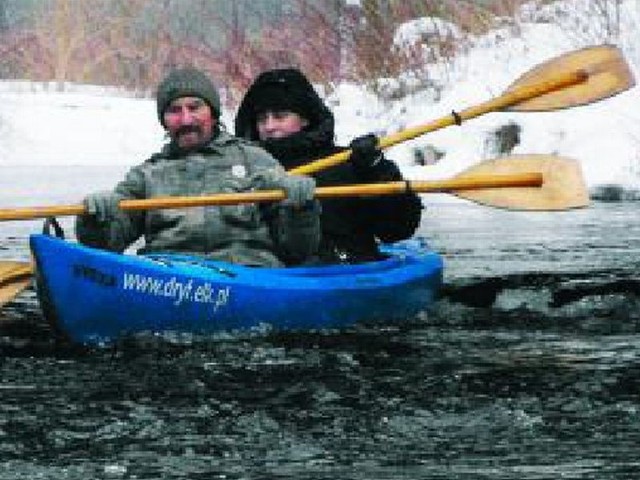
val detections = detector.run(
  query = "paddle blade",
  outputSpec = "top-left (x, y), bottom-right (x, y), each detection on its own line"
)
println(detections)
top-left (505, 45), bottom-right (635, 111)
top-left (452, 155), bottom-right (589, 211)
top-left (0, 261), bottom-right (33, 306)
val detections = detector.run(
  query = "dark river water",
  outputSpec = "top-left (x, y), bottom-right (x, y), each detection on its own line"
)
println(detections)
top-left (1, 166), bottom-right (639, 479)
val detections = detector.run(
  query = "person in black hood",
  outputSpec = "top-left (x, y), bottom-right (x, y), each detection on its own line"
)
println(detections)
top-left (235, 68), bottom-right (422, 264)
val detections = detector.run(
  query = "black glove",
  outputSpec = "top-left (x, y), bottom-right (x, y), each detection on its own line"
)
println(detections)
top-left (349, 133), bottom-right (383, 171)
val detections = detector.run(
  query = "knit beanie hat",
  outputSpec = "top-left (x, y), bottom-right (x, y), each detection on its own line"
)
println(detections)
top-left (156, 68), bottom-right (221, 125)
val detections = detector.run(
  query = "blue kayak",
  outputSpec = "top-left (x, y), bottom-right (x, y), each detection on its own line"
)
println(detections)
top-left (30, 234), bottom-right (443, 346)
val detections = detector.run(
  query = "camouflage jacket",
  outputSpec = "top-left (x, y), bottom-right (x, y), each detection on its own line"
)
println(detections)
top-left (75, 132), bottom-right (320, 267)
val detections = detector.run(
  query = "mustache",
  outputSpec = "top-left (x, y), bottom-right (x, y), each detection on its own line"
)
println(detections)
top-left (175, 125), bottom-right (202, 137)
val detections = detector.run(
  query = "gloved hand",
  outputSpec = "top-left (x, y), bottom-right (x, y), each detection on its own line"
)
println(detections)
top-left (349, 133), bottom-right (383, 171)
top-left (83, 191), bottom-right (121, 222)
top-left (278, 175), bottom-right (316, 208)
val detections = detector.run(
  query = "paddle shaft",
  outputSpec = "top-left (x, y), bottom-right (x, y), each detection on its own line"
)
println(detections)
top-left (290, 70), bottom-right (588, 175)
top-left (0, 172), bottom-right (542, 221)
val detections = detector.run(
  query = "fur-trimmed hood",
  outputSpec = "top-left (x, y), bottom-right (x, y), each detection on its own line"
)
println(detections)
top-left (235, 68), bottom-right (336, 169)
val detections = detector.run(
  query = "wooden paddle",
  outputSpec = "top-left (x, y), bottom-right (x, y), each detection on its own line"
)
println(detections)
top-left (290, 45), bottom-right (634, 176)
top-left (0, 154), bottom-right (587, 306)
top-left (0, 155), bottom-right (586, 223)
top-left (0, 261), bottom-right (33, 306)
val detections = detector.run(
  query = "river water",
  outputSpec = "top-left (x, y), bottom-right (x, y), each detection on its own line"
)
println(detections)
top-left (1, 166), bottom-right (639, 479)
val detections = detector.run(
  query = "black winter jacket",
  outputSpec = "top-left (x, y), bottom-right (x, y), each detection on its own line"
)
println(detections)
top-left (235, 69), bottom-right (422, 264)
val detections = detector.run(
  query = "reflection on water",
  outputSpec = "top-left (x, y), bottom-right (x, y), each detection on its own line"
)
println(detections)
top-left (1, 166), bottom-right (639, 479)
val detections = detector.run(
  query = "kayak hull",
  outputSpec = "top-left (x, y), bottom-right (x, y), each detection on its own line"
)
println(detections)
top-left (30, 234), bottom-right (443, 346)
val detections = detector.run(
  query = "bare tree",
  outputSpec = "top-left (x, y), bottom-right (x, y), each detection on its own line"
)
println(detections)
top-left (0, 0), bottom-right (8, 31)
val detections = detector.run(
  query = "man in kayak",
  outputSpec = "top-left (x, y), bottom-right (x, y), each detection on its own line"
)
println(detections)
top-left (75, 67), bottom-right (320, 267)
top-left (235, 68), bottom-right (422, 264)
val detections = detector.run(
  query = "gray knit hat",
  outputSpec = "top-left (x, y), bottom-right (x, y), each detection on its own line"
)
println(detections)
top-left (156, 68), bottom-right (221, 125)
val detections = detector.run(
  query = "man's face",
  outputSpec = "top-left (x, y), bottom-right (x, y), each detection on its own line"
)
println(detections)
top-left (163, 97), bottom-right (216, 150)
top-left (256, 110), bottom-right (309, 141)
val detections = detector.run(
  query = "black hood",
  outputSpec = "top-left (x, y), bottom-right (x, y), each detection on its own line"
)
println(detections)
top-left (235, 68), bottom-right (336, 168)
